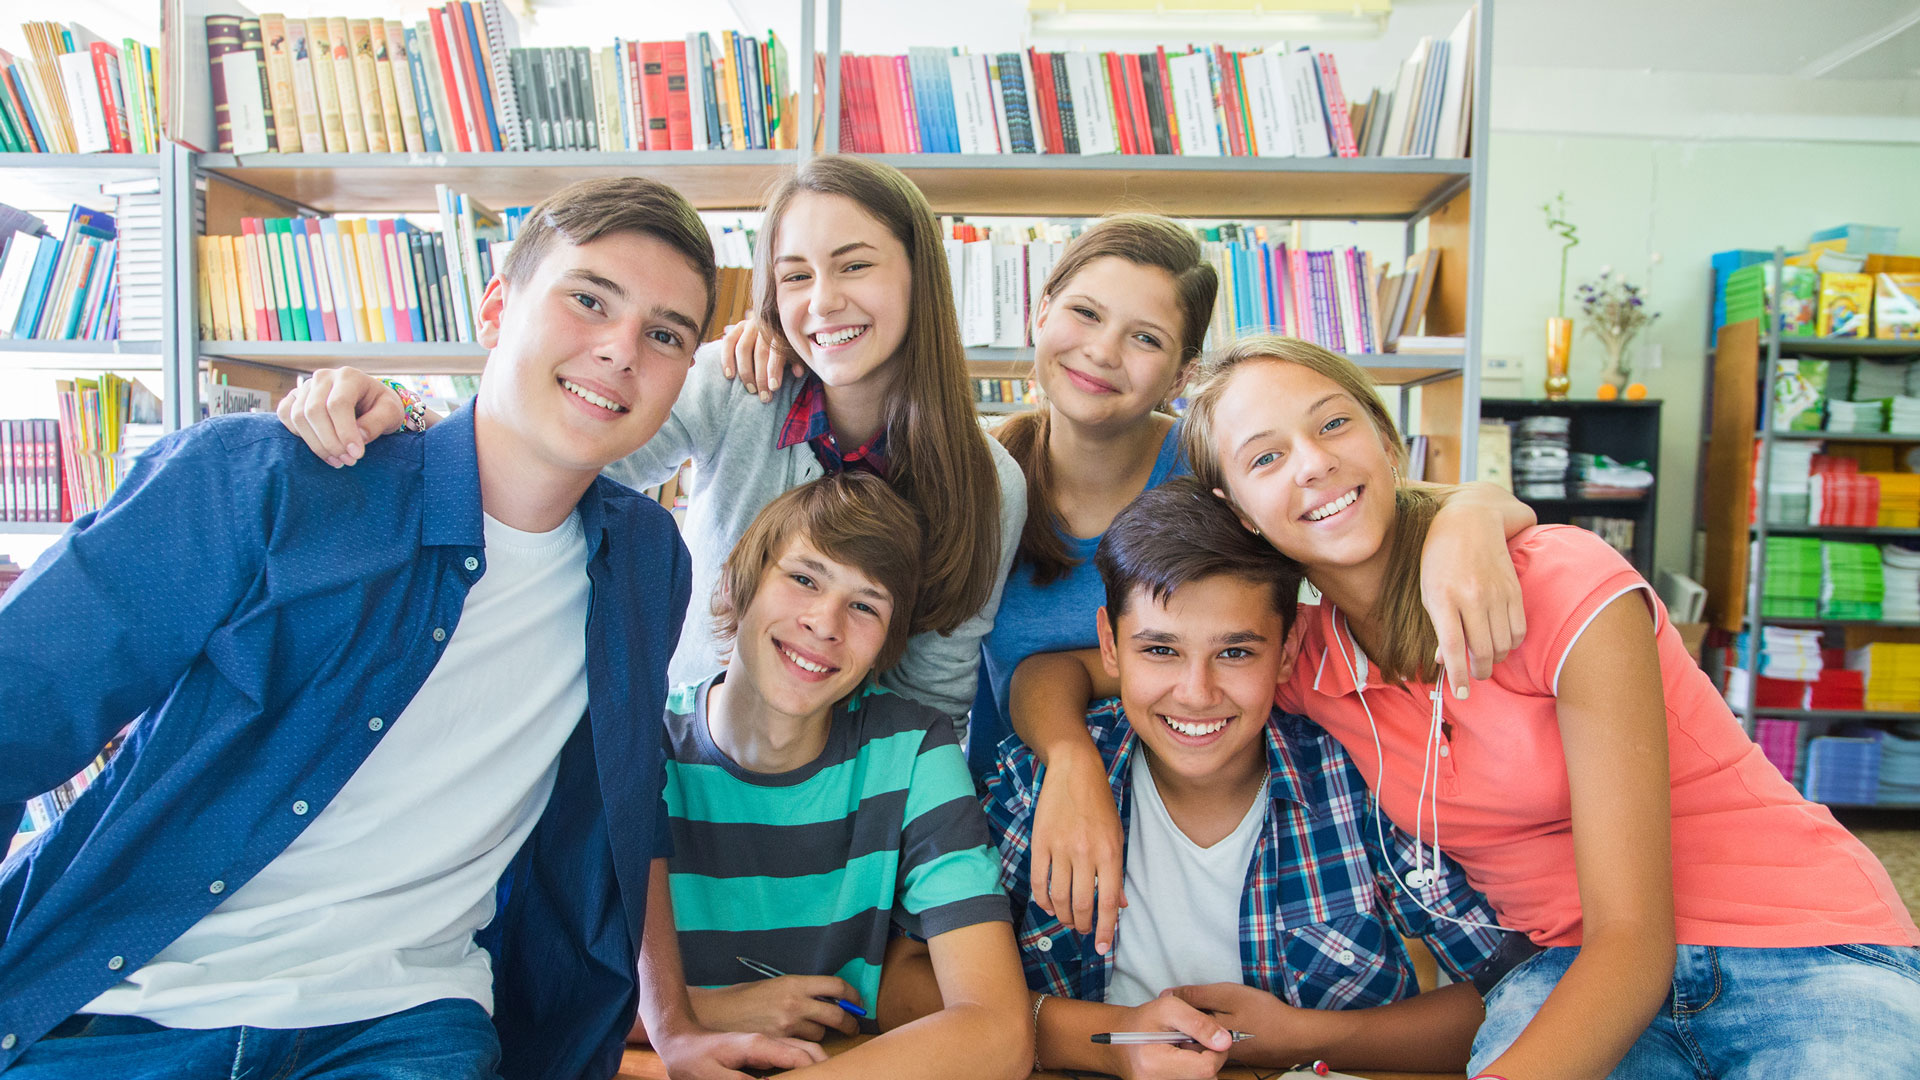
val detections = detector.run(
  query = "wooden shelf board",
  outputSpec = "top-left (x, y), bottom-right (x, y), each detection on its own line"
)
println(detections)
top-left (194, 151), bottom-right (1471, 218)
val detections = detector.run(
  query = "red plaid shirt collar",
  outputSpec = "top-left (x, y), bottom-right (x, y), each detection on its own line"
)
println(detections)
top-left (775, 373), bottom-right (891, 478)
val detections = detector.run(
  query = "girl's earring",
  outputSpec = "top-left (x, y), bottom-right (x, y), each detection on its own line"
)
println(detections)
top-left (1391, 464), bottom-right (1402, 486)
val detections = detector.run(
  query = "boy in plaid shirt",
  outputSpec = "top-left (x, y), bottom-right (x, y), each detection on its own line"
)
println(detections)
top-left (976, 480), bottom-right (1529, 1078)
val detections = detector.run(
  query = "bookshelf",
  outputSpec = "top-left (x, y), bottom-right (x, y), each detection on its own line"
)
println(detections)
top-left (1481, 398), bottom-right (1661, 576)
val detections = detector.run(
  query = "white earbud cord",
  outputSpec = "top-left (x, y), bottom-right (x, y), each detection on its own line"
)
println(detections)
top-left (1332, 610), bottom-right (1505, 934)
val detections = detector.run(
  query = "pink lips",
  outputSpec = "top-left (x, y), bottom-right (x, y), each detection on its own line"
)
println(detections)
top-left (772, 636), bottom-right (839, 683)
top-left (1062, 366), bottom-right (1120, 395)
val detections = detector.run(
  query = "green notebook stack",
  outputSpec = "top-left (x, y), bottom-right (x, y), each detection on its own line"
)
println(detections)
top-left (1761, 536), bottom-right (1823, 618)
top-left (1820, 541), bottom-right (1884, 621)
top-left (1725, 264), bottom-right (1769, 328)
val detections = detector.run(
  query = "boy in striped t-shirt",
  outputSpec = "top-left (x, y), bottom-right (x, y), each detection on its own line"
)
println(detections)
top-left (629, 473), bottom-right (1031, 1078)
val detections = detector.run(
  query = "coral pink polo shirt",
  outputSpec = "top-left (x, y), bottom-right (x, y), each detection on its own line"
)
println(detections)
top-left (1282, 524), bottom-right (1918, 950)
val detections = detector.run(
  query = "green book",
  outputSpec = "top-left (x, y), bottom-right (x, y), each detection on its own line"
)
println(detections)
top-left (261, 218), bottom-right (295, 341)
top-left (272, 218), bottom-right (311, 342)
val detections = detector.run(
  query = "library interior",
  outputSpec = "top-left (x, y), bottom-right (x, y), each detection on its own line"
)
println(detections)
top-left (4, 2), bottom-right (1920, 1079)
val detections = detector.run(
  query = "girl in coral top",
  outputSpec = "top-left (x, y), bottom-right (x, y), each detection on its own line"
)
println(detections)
top-left (1019, 335), bottom-right (1920, 1079)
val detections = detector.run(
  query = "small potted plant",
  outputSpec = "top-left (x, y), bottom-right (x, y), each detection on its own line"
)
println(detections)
top-left (1576, 268), bottom-right (1659, 395)
top-left (1542, 194), bottom-right (1578, 400)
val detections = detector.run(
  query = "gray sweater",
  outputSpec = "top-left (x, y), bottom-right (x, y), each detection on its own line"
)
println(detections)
top-left (604, 343), bottom-right (1027, 728)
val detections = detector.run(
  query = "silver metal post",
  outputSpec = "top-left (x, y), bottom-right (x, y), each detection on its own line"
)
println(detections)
top-left (797, 0), bottom-right (815, 162)
top-left (161, 142), bottom-right (200, 430)
top-left (823, 0), bottom-right (842, 152)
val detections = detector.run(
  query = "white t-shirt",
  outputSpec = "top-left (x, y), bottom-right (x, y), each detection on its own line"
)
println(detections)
top-left (1107, 752), bottom-right (1266, 1008)
top-left (88, 512), bottom-right (592, 1029)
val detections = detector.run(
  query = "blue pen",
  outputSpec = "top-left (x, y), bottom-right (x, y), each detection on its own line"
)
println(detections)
top-left (736, 955), bottom-right (868, 1018)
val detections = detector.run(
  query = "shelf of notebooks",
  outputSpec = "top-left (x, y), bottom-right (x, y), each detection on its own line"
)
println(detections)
top-left (1758, 525), bottom-right (1920, 539)
top-left (1763, 336), bottom-right (1920, 357)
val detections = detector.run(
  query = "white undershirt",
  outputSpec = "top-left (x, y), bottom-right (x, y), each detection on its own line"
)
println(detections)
top-left (1107, 752), bottom-right (1266, 1008)
top-left (88, 512), bottom-right (591, 1029)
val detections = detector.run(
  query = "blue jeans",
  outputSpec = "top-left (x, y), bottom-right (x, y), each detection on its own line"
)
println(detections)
top-left (1469, 942), bottom-right (1920, 1079)
top-left (6, 998), bottom-right (501, 1080)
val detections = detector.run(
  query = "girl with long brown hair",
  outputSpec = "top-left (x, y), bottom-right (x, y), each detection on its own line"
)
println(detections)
top-left (274, 155), bottom-right (1022, 730)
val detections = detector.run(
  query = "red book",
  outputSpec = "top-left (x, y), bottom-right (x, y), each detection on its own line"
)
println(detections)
top-left (1154, 46), bottom-right (1179, 153)
top-left (242, 218), bottom-right (278, 341)
top-left (89, 42), bottom-right (132, 154)
top-left (836, 54), bottom-right (861, 151)
top-left (663, 40), bottom-right (692, 150)
top-left (445, 3), bottom-right (492, 151)
top-left (1025, 48), bottom-right (1058, 155)
top-left (1104, 52), bottom-right (1135, 154)
top-left (427, 8), bottom-right (470, 151)
top-left (869, 56), bottom-right (900, 153)
top-left (625, 41), bottom-right (643, 150)
top-left (1123, 54), bottom-right (1153, 156)
top-left (892, 54), bottom-right (920, 153)
top-left (1215, 47), bottom-right (1245, 156)
top-left (638, 41), bottom-right (669, 151)
top-left (1316, 53), bottom-right (1359, 158)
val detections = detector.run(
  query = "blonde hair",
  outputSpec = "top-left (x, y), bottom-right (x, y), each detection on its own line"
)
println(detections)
top-left (998, 214), bottom-right (1217, 585)
top-left (1181, 334), bottom-right (1442, 685)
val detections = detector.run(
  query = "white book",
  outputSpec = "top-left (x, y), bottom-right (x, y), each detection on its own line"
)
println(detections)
top-left (1017, 50), bottom-right (1047, 155)
top-left (944, 236), bottom-right (966, 327)
top-left (1434, 8), bottom-right (1473, 158)
top-left (417, 21), bottom-right (455, 153)
top-left (684, 34), bottom-right (709, 149)
top-left (985, 56), bottom-right (1012, 156)
top-left (1391, 39), bottom-right (1431, 156)
top-left (961, 239), bottom-right (993, 346)
top-left (0, 232), bottom-right (44, 337)
top-left (1166, 51), bottom-right (1220, 157)
top-left (589, 49), bottom-right (608, 151)
top-left (991, 240), bottom-right (1025, 348)
top-left (1063, 52), bottom-right (1116, 156)
top-left (1277, 49), bottom-right (1332, 158)
top-left (480, 0), bottom-right (525, 151)
top-left (1026, 240), bottom-right (1064, 328)
top-left (57, 52), bottom-right (112, 154)
top-left (222, 51), bottom-right (271, 154)
top-left (946, 55), bottom-right (982, 155)
top-left (613, 40), bottom-right (632, 151)
top-left (1411, 39), bottom-right (1449, 157)
top-left (1244, 52), bottom-right (1292, 157)
top-left (287, 20), bottom-right (324, 153)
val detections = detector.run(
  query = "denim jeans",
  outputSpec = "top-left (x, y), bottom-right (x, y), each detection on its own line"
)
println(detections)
top-left (1469, 942), bottom-right (1920, 1079)
top-left (7, 998), bottom-right (501, 1080)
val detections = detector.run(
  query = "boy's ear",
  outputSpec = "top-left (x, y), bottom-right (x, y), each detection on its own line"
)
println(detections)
top-left (476, 274), bottom-right (508, 349)
top-left (1096, 606), bottom-right (1122, 680)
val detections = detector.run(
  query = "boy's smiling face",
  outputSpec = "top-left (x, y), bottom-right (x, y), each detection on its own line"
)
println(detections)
top-left (1097, 573), bottom-right (1288, 787)
top-left (734, 535), bottom-right (896, 724)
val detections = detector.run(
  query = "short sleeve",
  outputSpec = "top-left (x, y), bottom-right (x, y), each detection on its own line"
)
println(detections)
top-left (1510, 525), bottom-right (1659, 696)
top-left (895, 722), bottom-right (1011, 940)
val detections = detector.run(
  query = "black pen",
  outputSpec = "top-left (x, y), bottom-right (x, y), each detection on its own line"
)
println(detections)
top-left (736, 955), bottom-right (868, 1018)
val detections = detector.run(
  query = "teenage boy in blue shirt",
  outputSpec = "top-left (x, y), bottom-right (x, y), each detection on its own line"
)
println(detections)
top-left (0, 178), bottom-right (820, 1080)
top-left (969, 479), bottom-right (1526, 1079)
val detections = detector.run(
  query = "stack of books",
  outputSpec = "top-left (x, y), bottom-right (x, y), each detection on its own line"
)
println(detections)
top-left (0, 420), bottom-right (64, 523)
top-left (0, 203), bottom-right (119, 341)
top-left (1825, 398), bottom-right (1885, 435)
top-left (974, 378), bottom-right (1034, 406)
top-left (105, 177), bottom-right (164, 341)
top-left (1735, 626), bottom-right (1825, 681)
top-left (1882, 545), bottom-right (1920, 621)
top-left (1755, 535), bottom-right (1821, 618)
top-left (54, 373), bottom-right (163, 519)
top-left (1753, 438), bottom-right (1817, 526)
top-left (1, 21), bottom-right (162, 154)
top-left (1808, 457), bottom-right (1878, 528)
top-left (1820, 540), bottom-right (1884, 621)
top-left (1510, 416), bottom-right (1570, 499)
top-left (1754, 718), bottom-right (1803, 787)
top-left (1803, 734), bottom-right (1881, 805)
top-left (1849, 641), bottom-right (1920, 712)
top-left (1873, 726), bottom-right (1920, 806)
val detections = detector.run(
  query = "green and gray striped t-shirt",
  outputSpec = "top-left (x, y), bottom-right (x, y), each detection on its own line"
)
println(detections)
top-left (663, 674), bottom-right (1010, 1015)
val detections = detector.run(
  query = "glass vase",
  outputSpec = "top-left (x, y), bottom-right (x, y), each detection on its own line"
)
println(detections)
top-left (1544, 317), bottom-right (1572, 400)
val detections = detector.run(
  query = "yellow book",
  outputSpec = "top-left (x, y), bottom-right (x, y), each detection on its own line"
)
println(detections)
top-left (195, 236), bottom-right (217, 340)
top-left (346, 19), bottom-right (388, 153)
top-left (285, 20), bottom-right (328, 154)
top-left (219, 237), bottom-right (248, 341)
top-left (1818, 272), bottom-right (1873, 338)
top-left (367, 20), bottom-right (406, 153)
top-left (205, 233), bottom-right (232, 340)
top-left (259, 15), bottom-right (303, 151)
top-left (230, 236), bottom-right (259, 341)
top-left (349, 221), bottom-right (387, 343)
top-left (326, 17), bottom-right (367, 153)
top-left (385, 20), bottom-right (425, 152)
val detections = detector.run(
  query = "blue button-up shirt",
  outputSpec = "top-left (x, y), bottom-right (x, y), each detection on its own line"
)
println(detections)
top-left (0, 406), bottom-right (690, 1080)
top-left (983, 699), bottom-right (1513, 1009)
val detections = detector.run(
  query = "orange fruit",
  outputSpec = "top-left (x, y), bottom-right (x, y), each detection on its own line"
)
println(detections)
top-left (1625, 382), bottom-right (1648, 400)
top-left (1596, 383), bottom-right (1620, 401)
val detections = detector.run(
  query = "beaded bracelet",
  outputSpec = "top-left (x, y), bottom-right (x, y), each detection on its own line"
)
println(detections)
top-left (380, 378), bottom-right (429, 434)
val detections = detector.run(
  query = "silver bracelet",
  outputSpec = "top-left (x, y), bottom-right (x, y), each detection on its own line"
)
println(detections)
top-left (1030, 992), bottom-right (1047, 1072)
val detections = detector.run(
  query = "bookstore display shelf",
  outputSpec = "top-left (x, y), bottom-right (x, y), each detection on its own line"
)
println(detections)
top-left (2, 153), bottom-right (161, 206)
top-left (195, 151), bottom-right (801, 213)
top-left (0, 521), bottom-right (69, 534)
top-left (1756, 525), bottom-right (1920, 539)
top-left (964, 347), bottom-right (1464, 385)
top-left (1762, 336), bottom-right (1920, 357)
top-left (1773, 430), bottom-right (1920, 443)
top-left (866, 154), bottom-right (1473, 219)
top-left (1753, 709), bottom-right (1920, 723)
top-left (198, 340), bottom-right (486, 375)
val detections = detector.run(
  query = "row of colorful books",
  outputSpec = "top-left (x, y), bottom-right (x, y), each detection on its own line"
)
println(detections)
top-left (1, 21), bottom-right (162, 154)
top-left (0, 203), bottom-right (120, 341)
top-left (975, 377), bottom-right (1035, 406)
top-left (56, 373), bottom-right (163, 520)
top-left (0, 420), bottom-right (62, 523)
top-left (840, 11), bottom-right (1471, 160)
top-left (1201, 230), bottom-right (1439, 355)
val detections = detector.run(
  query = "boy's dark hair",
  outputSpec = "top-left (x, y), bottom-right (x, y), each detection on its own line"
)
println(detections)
top-left (1096, 476), bottom-right (1302, 629)
top-left (714, 473), bottom-right (926, 675)
top-left (499, 176), bottom-right (719, 332)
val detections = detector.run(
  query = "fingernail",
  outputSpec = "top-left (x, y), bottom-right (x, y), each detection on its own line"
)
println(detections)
top-left (1455, 684), bottom-right (1469, 699)
top-left (1095, 942), bottom-right (1109, 956)
top-left (348, 443), bottom-right (363, 457)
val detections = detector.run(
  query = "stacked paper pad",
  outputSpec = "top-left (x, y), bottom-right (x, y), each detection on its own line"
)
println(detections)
top-left (1511, 416), bottom-right (1570, 499)
top-left (1874, 474), bottom-right (1920, 527)
top-left (1874, 725), bottom-right (1920, 807)
top-left (1821, 541), bottom-right (1884, 620)
top-left (1812, 666), bottom-right (1866, 710)
top-left (1754, 718), bottom-right (1803, 788)
top-left (1849, 642), bottom-right (1920, 712)
top-left (1853, 358), bottom-right (1909, 400)
top-left (1753, 439), bottom-right (1817, 525)
top-left (1804, 735), bottom-right (1881, 805)
top-left (1723, 667), bottom-right (1810, 710)
top-left (1737, 627), bottom-right (1825, 679)
top-left (1756, 536), bottom-right (1822, 617)
top-left (1826, 358), bottom-right (1857, 400)
top-left (1809, 468), bottom-right (1879, 527)
top-left (1882, 545), bottom-right (1920, 621)
top-left (1892, 397), bottom-right (1920, 435)
top-left (1825, 398), bottom-right (1886, 434)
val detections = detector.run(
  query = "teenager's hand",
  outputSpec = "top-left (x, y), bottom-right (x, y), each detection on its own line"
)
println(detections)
top-left (690, 977), bottom-right (863, 1042)
top-left (651, 1027), bottom-right (827, 1080)
top-left (1168, 982), bottom-right (1305, 1067)
top-left (717, 315), bottom-right (806, 403)
top-left (1031, 744), bottom-right (1128, 955)
top-left (1107, 992), bottom-right (1233, 1080)
top-left (276, 366), bottom-right (401, 468)
top-left (1421, 495), bottom-right (1527, 693)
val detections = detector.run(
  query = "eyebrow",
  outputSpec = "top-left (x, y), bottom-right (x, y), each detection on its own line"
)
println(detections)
top-left (775, 240), bottom-right (877, 265)
top-left (562, 268), bottom-right (626, 300)
top-left (1063, 293), bottom-right (1174, 340)
top-left (793, 555), bottom-right (891, 604)
top-left (1129, 627), bottom-right (1268, 646)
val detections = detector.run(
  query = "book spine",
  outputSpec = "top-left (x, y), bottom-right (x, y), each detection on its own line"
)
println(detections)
top-left (428, 9), bottom-right (471, 152)
top-left (205, 16), bottom-right (244, 153)
top-left (482, 0), bottom-right (525, 151)
top-left (1155, 46), bottom-right (1179, 153)
top-left (239, 19), bottom-right (278, 151)
top-left (367, 21), bottom-right (407, 152)
top-left (406, 232), bottom-right (434, 341)
top-left (382, 21), bottom-right (425, 152)
top-left (286, 21), bottom-right (329, 154)
top-left (344, 20), bottom-right (386, 152)
top-left (89, 43), bottom-right (131, 154)
top-left (459, 2), bottom-right (500, 152)
top-left (294, 219), bottom-right (326, 340)
top-left (893, 54), bottom-right (921, 153)
top-left (640, 40), bottom-right (669, 151)
top-left (260, 15), bottom-right (302, 151)
top-left (443, 5), bottom-right (483, 151)
top-left (1317, 53), bottom-right (1358, 158)
top-left (323, 18), bottom-right (366, 153)
top-left (197, 235), bottom-right (221, 339)
top-left (404, 28), bottom-right (441, 152)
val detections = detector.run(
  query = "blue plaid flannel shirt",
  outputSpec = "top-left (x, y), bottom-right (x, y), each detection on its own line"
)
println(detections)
top-left (982, 698), bottom-right (1513, 1009)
